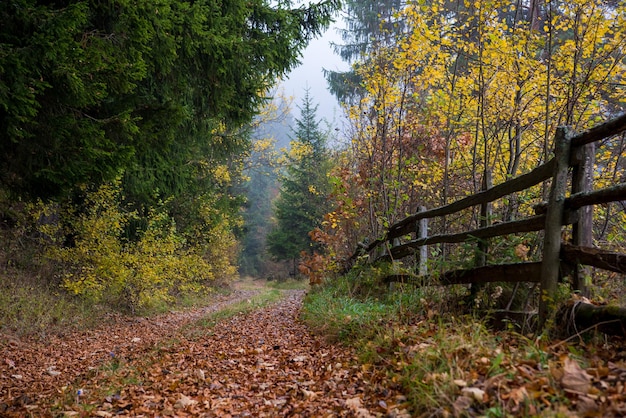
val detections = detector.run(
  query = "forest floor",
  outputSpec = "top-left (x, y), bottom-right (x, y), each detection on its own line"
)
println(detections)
top-left (0, 278), bottom-right (408, 417)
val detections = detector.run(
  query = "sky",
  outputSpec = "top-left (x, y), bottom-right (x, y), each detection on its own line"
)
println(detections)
top-left (280, 22), bottom-right (350, 127)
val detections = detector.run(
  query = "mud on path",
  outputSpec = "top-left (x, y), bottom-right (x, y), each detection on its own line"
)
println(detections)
top-left (1, 282), bottom-right (407, 417)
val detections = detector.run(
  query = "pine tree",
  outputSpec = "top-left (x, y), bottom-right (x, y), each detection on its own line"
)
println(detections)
top-left (267, 91), bottom-right (332, 273)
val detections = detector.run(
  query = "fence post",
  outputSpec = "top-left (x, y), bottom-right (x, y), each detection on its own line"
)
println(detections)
top-left (470, 171), bottom-right (492, 301)
top-left (416, 206), bottom-right (428, 276)
top-left (539, 127), bottom-right (572, 331)
top-left (570, 142), bottom-right (595, 296)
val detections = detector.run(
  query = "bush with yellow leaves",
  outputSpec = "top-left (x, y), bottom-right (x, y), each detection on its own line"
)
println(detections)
top-left (43, 180), bottom-right (225, 312)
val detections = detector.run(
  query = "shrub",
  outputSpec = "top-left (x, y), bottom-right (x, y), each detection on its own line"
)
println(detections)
top-left (43, 180), bottom-right (219, 312)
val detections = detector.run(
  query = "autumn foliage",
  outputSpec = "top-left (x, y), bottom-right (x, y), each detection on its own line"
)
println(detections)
top-left (28, 180), bottom-right (237, 312)
top-left (311, 0), bottom-right (626, 279)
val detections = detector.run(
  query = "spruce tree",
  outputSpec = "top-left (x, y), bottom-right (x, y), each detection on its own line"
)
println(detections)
top-left (267, 91), bottom-right (331, 273)
top-left (0, 0), bottom-right (340, 200)
top-left (325, 0), bottom-right (405, 105)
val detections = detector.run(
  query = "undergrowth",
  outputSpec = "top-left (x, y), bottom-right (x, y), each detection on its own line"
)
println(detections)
top-left (300, 265), bottom-right (584, 416)
top-left (0, 277), bottom-right (104, 337)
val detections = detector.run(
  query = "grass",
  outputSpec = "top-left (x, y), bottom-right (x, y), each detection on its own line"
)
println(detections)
top-left (0, 277), bottom-right (106, 338)
top-left (266, 277), bottom-right (309, 290)
top-left (300, 267), bottom-right (577, 416)
top-left (182, 288), bottom-right (285, 338)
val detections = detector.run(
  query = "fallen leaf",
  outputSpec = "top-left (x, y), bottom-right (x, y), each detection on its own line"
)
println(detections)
top-left (562, 357), bottom-right (591, 394)
top-left (453, 395), bottom-right (472, 415)
top-left (462, 387), bottom-right (486, 402)
top-left (174, 394), bottom-right (197, 409)
top-left (515, 243), bottom-right (529, 260)
top-left (508, 386), bottom-right (530, 405)
top-left (576, 395), bottom-right (598, 414)
top-left (346, 397), bottom-right (363, 409)
top-left (301, 388), bottom-right (317, 400)
top-left (453, 379), bottom-right (467, 387)
top-left (47, 366), bottom-right (61, 376)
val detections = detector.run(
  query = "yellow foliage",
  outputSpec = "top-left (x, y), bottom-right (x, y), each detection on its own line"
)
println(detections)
top-left (43, 180), bottom-right (224, 312)
top-left (337, 0), bottom-right (626, 244)
top-left (288, 141), bottom-right (314, 161)
top-left (212, 164), bottom-right (232, 186)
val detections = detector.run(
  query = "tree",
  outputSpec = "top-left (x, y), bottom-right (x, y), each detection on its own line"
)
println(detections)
top-left (267, 91), bottom-right (332, 274)
top-left (239, 94), bottom-right (294, 277)
top-left (314, 0), bottom-right (626, 282)
top-left (325, 0), bottom-right (406, 105)
top-left (0, 0), bottom-right (340, 200)
top-left (0, 0), bottom-right (341, 307)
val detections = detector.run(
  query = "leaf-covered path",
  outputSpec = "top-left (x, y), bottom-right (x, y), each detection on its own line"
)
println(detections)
top-left (1, 285), bottom-right (407, 417)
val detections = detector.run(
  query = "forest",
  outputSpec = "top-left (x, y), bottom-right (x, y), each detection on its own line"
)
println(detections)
top-left (1, 0), bottom-right (626, 416)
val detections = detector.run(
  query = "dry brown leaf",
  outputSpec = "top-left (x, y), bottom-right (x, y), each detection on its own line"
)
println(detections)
top-left (514, 244), bottom-right (529, 260)
top-left (47, 366), bottom-right (61, 376)
top-left (562, 357), bottom-right (592, 394)
top-left (453, 379), bottom-right (468, 387)
top-left (462, 387), bottom-right (486, 402)
top-left (301, 388), bottom-right (317, 400)
top-left (508, 386), bottom-right (530, 405)
top-left (453, 395), bottom-right (472, 416)
top-left (346, 397), bottom-right (363, 409)
top-left (576, 395), bottom-right (598, 414)
top-left (174, 394), bottom-right (198, 409)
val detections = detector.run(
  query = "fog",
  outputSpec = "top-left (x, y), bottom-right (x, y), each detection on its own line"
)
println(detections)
top-left (281, 23), bottom-right (349, 127)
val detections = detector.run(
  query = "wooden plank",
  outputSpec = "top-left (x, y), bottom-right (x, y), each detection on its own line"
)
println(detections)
top-left (571, 112), bottom-right (626, 147)
top-left (385, 159), bottom-right (555, 240)
top-left (534, 183), bottom-right (626, 215)
top-left (438, 262), bottom-right (542, 285)
top-left (416, 206), bottom-right (428, 276)
top-left (561, 244), bottom-right (626, 274)
top-left (562, 300), bottom-right (626, 336)
top-left (567, 183), bottom-right (626, 209)
top-left (539, 127), bottom-right (572, 330)
top-left (376, 215), bottom-right (546, 263)
top-left (351, 159), bottom-right (556, 262)
top-left (381, 262), bottom-right (541, 285)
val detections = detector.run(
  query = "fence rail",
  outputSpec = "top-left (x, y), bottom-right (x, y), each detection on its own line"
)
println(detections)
top-left (346, 113), bottom-right (626, 329)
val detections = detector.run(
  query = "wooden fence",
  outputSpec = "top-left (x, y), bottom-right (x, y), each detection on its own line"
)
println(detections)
top-left (346, 113), bottom-right (626, 329)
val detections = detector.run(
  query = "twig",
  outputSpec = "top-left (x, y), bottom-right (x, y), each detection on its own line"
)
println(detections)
top-left (548, 319), bottom-right (622, 350)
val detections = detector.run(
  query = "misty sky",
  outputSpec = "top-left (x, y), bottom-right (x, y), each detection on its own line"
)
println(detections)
top-left (281, 22), bottom-right (349, 126)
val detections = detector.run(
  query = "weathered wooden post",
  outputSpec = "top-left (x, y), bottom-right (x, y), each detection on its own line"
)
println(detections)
top-left (471, 171), bottom-right (492, 302)
top-left (416, 206), bottom-right (428, 276)
top-left (570, 142), bottom-right (595, 296)
top-left (539, 127), bottom-right (572, 331)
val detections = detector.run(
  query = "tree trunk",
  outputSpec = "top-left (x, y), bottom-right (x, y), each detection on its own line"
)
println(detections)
top-left (559, 300), bottom-right (626, 337)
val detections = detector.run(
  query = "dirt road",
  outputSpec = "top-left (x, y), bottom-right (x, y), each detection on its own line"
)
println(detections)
top-left (1, 283), bottom-right (406, 417)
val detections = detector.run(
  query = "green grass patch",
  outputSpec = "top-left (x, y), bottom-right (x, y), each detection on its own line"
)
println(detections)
top-left (183, 288), bottom-right (284, 338)
top-left (267, 278), bottom-right (309, 290)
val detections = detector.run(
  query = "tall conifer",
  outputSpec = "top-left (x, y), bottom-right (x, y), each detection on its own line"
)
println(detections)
top-left (267, 91), bottom-right (331, 272)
